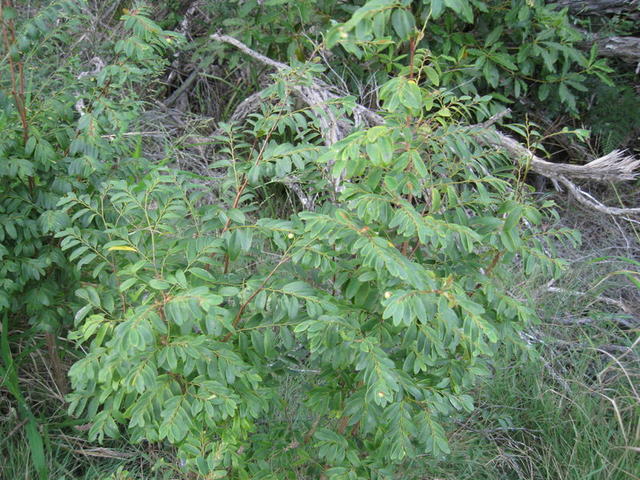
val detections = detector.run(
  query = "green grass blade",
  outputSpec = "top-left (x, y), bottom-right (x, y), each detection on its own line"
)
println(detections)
top-left (1, 314), bottom-right (48, 480)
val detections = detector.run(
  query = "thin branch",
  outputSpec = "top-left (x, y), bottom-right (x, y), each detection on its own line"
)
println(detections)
top-left (164, 66), bottom-right (202, 107)
top-left (211, 33), bottom-right (288, 71)
top-left (222, 253), bottom-right (291, 342)
top-left (480, 108), bottom-right (512, 128)
top-left (545, 284), bottom-right (633, 314)
top-left (553, 315), bottom-right (637, 329)
top-left (557, 175), bottom-right (640, 216)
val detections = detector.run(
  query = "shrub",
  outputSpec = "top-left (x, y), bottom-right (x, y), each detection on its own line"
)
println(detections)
top-left (62, 56), bottom-right (576, 478)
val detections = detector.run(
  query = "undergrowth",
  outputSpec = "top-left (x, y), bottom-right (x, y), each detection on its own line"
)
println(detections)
top-left (3, 312), bottom-right (637, 480)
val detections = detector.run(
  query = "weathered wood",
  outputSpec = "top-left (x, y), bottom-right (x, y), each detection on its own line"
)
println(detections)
top-left (594, 35), bottom-right (640, 63)
top-left (553, 0), bottom-right (640, 19)
top-left (552, 1), bottom-right (640, 62)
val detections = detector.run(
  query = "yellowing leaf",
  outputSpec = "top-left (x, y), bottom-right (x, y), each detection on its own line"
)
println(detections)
top-left (107, 245), bottom-right (137, 252)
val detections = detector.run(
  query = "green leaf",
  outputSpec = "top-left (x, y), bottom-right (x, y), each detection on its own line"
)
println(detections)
top-left (190, 267), bottom-right (214, 282)
top-left (74, 304), bottom-right (92, 324)
top-left (558, 83), bottom-right (576, 110)
top-left (503, 206), bottom-right (522, 232)
top-left (484, 27), bottom-right (503, 47)
top-left (622, 272), bottom-right (640, 290)
top-left (483, 61), bottom-right (499, 88)
top-left (3, 7), bottom-right (18, 21)
top-left (38, 210), bottom-right (70, 233)
top-left (401, 80), bottom-right (422, 110)
top-left (391, 8), bottom-right (415, 40)
top-left (149, 279), bottom-right (171, 290)
top-left (444, 0), bottom-right (473, 22)
top-left (227, 208), bottom-right (246, 224)
top-left (491, 52), bottom-right (517, 71)
top-left (538, 83), bottom-right (551, 101)
top-left (424, 66), bottom-right (440, 86)
top-left (430, 0), bottom-right (445, 17)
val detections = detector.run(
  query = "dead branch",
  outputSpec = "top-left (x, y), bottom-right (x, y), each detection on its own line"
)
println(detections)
top-left (556, 176), bottom-right (640, 215)
top-left (209, 33), bottom-right (640, 214)
top-left (574, 28), bottom-right (640, 65)
top-left (474, 127), bottom-right (640, 216)
top-left (210, 33), bottom-right (383, 141)
top-left (474, 127), bottom-right (640, 182)
top-left (164, 66), bottom-right (203, 107)
top-left (545, 284), bottom-right (633, 314)
top-left (211, 34), bottom-right (288, 71)
top-left (554, 315), bottom-right (638, 329)
top-left (282, 176), bottom-right (316, 211)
